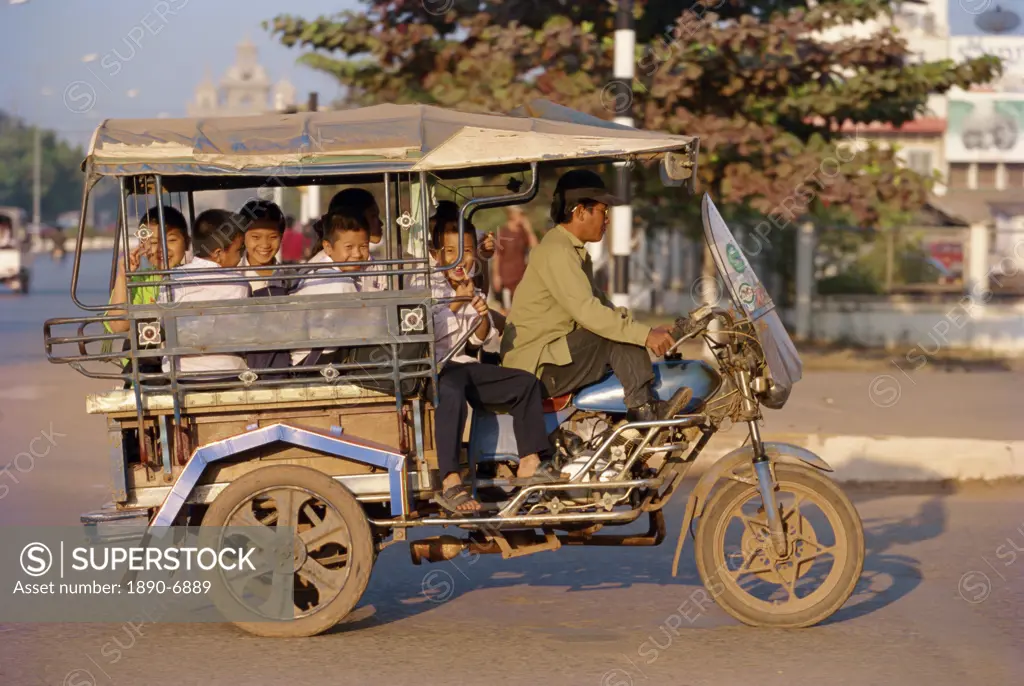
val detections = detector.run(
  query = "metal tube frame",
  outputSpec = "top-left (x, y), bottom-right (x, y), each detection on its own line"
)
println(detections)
top-left (58, 162), bottom-right (721, 536)
top-left (569, 415), bottom-right (706, 484)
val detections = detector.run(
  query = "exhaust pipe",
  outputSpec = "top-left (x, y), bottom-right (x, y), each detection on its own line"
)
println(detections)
top-left (409, 535), bottom-right (501, 565)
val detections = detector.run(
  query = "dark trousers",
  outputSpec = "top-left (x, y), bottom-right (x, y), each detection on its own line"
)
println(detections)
top-left (435, 362), bottom-right (551, 477)
top-left (538, 328), bottom-right (654, 408)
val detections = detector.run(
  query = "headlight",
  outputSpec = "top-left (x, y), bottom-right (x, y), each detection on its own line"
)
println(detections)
top-left (759, 382), bottom-right (791, 410)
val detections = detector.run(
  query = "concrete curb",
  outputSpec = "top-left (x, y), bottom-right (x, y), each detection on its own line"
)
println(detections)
top-left (690, 432), bottom-right (1024, 482)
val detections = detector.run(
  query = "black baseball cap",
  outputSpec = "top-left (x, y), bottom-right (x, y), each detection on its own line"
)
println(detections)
top-left (556, 169), bottom-right (625, 207)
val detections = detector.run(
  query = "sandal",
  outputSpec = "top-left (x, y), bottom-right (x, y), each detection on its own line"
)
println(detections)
top-left (509, 461), bottom-right (565, 488)
top-left (432, 485), bottom-right (482, 516)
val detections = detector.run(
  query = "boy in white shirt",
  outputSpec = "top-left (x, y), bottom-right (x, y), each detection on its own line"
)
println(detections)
top-left (308, 190), bottom-right (495, 292)
top-left (307, 188), bottom-right (388, 291)
top-left (164, 209), bottom-right (248, 379)
top-left (428, 216), bottom-right (560, 515)
top-left (290, 209), bottom-right (369, 367)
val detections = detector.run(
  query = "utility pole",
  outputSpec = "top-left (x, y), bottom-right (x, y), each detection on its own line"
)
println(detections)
top-left (610, 0), bottom-right (635, 308)
top-left (32, 126), bottom-right (42, 230)
top-left (305, 92), bottom-right (321, 219)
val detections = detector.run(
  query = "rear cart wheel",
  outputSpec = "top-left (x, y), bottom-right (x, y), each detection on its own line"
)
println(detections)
top-left (201, 465), bottom-right (374, 637)
top-left (694, 464), bottom-right (864, 628)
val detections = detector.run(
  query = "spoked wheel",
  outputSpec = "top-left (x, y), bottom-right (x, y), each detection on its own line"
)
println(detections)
top-left (201, 465), bottom-right (374, 637)
top-left (694, 464), bottom-right (865, 628)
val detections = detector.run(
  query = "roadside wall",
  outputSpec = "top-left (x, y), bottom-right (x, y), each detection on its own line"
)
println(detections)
top-left (783, 296), bottom-right (1024, 356)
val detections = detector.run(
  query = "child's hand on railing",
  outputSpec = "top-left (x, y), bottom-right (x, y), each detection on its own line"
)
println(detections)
top-left (127, 244), bottom-right (144, 272)
top-left (453, 278), bottom-right (475, 298)
top-left (478, 232), bottom-right (495, 259)
top-left (470, 294), bottom-right (489, 317)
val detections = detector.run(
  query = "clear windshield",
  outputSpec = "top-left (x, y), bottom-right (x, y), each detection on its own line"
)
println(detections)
top-left (700, 194), bottom-right (803, 394)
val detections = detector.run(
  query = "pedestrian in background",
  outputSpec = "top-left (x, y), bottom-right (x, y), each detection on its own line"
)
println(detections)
top-left (280, 214), bottom-right (310, 263)
top-left (491, 205), bottom-right (537, 313)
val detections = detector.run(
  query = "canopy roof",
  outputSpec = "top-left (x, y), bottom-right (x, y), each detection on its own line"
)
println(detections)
top-left (86, 102), bottom-right (697, 178)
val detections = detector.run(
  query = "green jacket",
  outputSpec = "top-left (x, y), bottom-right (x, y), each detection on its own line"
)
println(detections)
top-left (499, 224), bottom-right (651, 375)
top-left (102, 271), bottom-right (163, 364)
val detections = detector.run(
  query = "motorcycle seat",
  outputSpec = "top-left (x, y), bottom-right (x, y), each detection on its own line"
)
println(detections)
top-left (541, 393), bottom-right (573, 413)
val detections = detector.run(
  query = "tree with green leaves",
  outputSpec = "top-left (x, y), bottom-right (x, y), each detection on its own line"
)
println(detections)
top-left (267, 1), bottom-right (1000, 300)
top-left (269, 0), bottom-right (998, 218)
top-left (0, 111), bottom-right (86, 222)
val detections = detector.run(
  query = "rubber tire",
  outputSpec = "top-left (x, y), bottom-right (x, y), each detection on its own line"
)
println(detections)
top-left (202, 465), bottom-right (375, 638)
top-left (694, 464), bottom-right (865, 628)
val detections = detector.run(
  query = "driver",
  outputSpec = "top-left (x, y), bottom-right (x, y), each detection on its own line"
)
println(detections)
top-left (500, 170), bottom-right (691, 422)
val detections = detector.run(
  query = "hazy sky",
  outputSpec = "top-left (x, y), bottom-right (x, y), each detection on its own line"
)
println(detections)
top-left (3, 0), bottom-right (1017, 151)
top-left (0, 0), bottom-right (360, 147)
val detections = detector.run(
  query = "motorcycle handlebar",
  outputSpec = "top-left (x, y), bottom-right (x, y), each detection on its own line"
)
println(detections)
top-left (664, 306), bottom-right (739, 357)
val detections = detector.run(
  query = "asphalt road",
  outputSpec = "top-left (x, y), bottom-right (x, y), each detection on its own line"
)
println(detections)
top-left (1, 364), bottom-right (1022, 685)
top-left (1, 478), bottom-right (1022, 685)
top-left (770, 368), bottom-right (1024, 441)
top-left (2, 253), bottom-right (1022, 685)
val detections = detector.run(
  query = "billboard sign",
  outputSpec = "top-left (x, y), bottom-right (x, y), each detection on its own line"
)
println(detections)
top-left (952, 36), bottom-right (1024, 91)
top-left (946, 95), bottom-right (1024, 162)
top-left (950, 1), bottom-right (1024, 37)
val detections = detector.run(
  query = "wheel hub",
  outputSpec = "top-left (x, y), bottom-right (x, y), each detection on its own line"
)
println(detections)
top-left (292, 535), bottom-right (308, 573)
top-left (740, 510), bottom-right (818, 576)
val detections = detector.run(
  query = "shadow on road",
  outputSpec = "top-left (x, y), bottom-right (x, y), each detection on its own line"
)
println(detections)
top-left (339, 463), bottom-right (946, 633)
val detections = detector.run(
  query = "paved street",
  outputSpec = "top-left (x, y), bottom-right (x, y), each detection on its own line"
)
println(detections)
top-left (1, 366), bottom-right (1023, 685)
top-left (1, 255), bottom-right (1022, 685)
top-left (770, 369), bottom-right (1024, 441)
top-left (1, 474), bottom-right (1022, 685)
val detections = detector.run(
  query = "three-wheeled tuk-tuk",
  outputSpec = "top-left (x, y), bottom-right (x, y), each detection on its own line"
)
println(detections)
top-left (0, 206), bottom-right (32, 294)
top-left (44, 101), bottom-right (864, 637)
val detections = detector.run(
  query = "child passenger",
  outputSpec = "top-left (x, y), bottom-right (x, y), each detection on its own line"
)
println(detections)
top-left (103, 206), bottom-right (190, 379)
top-left (308, 188), bottom-right (386, 291)
top-left (105, 206), bottom-right (190, 334)
top-left (428, 216), bottom-right (561, 514)
top-left (238, 199), bottom-right (290, 294)
top-left (163, 209), bottom-right (249, 378)
top-left (290, 208), bottom-right (370, 367)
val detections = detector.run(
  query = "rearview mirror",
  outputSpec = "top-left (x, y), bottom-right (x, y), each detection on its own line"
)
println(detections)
top-left (660, 148), bottom-right (698, 191)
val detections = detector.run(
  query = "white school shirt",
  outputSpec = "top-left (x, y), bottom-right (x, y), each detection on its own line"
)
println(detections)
top-left (306, 249), bottom-right (386, 292)
top-left (289, 267), bottom-right (362, 366)
top-left (430, 273), bottom-right (497, 365)
top-left (239, 254), bottom-right (289, 292)
top-left (161, 256), bottom-right (250, 376)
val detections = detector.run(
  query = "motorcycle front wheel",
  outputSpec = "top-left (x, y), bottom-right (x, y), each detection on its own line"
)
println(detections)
top-left (694, 464), bottom-right (865, 628)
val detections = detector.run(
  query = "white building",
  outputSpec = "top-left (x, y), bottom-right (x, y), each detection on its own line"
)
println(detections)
top-left (820, 1), bottom-right (1024, 275)
top-left (799, 1), bottom-right (1024, 351)
top-left (186, 38), bottom-right (298, 213)
top-left (187, 37), bottom-right (296, 118)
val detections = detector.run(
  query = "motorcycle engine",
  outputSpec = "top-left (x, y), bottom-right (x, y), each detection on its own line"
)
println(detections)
top-left (550, 415), bottom-right (637, 507)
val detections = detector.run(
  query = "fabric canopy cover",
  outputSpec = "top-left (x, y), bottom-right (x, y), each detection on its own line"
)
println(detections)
top-left (85, 102), bottom-right (697, 177)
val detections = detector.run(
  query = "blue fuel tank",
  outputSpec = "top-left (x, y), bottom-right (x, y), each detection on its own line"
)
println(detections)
top-left (572, 359), bottom-right (723, 415)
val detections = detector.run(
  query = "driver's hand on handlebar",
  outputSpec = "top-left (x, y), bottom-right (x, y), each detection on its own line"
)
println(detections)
top-left (645, 325), bottom-right (676, 357)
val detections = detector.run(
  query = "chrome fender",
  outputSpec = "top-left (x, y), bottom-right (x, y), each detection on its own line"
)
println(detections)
top-left (670, 442), bottom-right (832, 577)
top-left (148, 423), bottom-right (408, 529)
